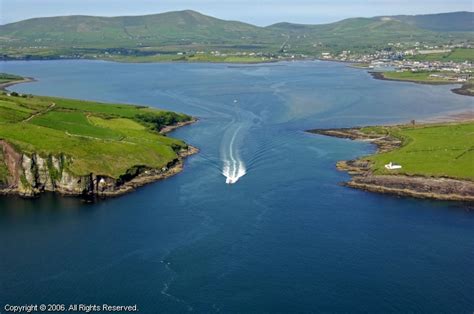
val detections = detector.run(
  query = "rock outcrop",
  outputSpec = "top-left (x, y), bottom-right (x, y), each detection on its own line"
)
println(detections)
top-left (0, 140), bottom-right (198, 198)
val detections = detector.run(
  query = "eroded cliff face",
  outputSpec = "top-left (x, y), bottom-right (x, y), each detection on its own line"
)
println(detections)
top-left (0, 140), bottom-right (197, 198)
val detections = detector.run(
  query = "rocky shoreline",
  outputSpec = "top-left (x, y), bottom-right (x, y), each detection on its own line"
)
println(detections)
top-left (0, 141), bottom-right (199, 199)
top-left (451, 81), bottom-right (474, 97)
top-left (309, 128), bottom-right (474, 202)
top-left (369, 71), bottom-right (453, 85)
top-left (369, 71), bottom-right (473, 97)
top-left (0, 77), bottom-right (199, 199)
top-left (160, 118), bottom-right (197, 134)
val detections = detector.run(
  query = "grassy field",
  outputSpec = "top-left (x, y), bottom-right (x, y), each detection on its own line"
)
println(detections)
top-left (408, 48), bottom-right (474, 63)
top-left (0, 92), bottom-right (192, 178)
top-left (380, 71), bottom-right (462, 84)
top-left (361, 122), bottom-right (474, 180)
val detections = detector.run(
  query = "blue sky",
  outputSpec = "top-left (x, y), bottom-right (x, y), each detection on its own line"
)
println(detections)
top-left (1, 0), bottom-right (472, 25)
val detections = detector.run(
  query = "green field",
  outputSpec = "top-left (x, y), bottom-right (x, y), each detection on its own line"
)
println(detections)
top-left (361, 123), bottom-right (474, 180)
top-left (380, 71), bottom-right (466, 84)
top-left (0, 92), bottom-right (192, 179)
top-left (408, 48), bottom-right (474, 63)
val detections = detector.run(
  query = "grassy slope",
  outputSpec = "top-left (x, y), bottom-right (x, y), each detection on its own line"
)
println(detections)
top-left (0, 10), bottom-right (277, 49)
top-left (1, 11), bottom-right (472, 59)
top-left (0, 92), bottom-right (192, 179)
top-left (361, 123), bottom-right (474, 180)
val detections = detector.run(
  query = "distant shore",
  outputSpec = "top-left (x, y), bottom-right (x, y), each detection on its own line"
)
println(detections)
top-left (308, 119), bottom-right (474, 202)
top-left (0, 77), bottom-right (35, 90)
top-left (369, 71), bottom-right (473, 97)
top-left (369, 71), bottom-right (454, 85)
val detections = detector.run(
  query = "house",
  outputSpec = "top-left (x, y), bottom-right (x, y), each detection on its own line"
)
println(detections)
top-left (385, 162), bottom-right (402, 170)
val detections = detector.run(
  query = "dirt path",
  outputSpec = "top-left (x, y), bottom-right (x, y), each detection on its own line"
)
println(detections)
top-left (22, 102), bottom-right (56, 123)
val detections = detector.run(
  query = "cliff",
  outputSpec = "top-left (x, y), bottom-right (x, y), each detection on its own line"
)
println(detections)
top-left (0, 139), bottom-right (198, 198)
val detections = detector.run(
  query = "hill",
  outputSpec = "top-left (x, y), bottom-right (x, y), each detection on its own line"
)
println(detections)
top-left (0, 10), bottom-right (277, 49)
top-left (0, 79), bottom-right (196, 197)
top-left (391, 11), bottom-right (474, 32)
top-left (0, 10), bottom-right (472, 60)
top-left (266, 12), bottom-right (473, 54)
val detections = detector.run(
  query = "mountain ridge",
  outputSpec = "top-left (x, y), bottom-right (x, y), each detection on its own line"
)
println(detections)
top-left (1, 10), bottom-right (472, 59)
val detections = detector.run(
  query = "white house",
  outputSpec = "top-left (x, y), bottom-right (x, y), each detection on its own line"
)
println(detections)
top-left (385, 162), bottom-right (402, 170)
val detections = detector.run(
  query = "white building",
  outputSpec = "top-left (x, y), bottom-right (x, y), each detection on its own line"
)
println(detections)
top-left (385, 162), bottom-right (402, 170)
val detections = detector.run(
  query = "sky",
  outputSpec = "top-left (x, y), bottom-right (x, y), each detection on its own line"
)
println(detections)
top-left (1, 0), bottom-right (472, 26)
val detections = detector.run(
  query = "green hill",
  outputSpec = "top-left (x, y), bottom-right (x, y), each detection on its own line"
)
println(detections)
top-left (391, 11), bottom-right (474, 32)
top-left (0, 10), bottom-right (472, 60)
top-left (0, 10), bottom-right (276, 48)
top-left (266, 12), bottom-right (473, 53)
top-left (0, 85), bottom-right (194, 197)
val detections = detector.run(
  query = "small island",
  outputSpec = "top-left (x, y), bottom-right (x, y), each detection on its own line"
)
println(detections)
top-left (0, 74), bottom-right (197, 198)
top-left (309, 120), bottom-right (474, 201)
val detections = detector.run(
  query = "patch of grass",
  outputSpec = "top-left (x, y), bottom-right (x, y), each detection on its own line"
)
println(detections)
top-left (0, 93), bottom-right (192, 178)
top-left (367, 122), bottom-right (474, 180)
top-left (30, 111), bottom-right (123, 140)
top-left (381, 71), bottom-right (459, 84)
top-left (408, 48), bottom-right (474, 63)
top-left (0, 150), bottom-right (9, 185)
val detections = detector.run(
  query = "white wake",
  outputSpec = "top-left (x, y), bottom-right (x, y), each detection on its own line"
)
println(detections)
top-left (222, 125), bottom-right (246, 184)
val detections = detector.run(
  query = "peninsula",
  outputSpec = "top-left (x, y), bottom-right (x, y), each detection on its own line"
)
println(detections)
top-left (309, 119), bottom-right (474, 201)
top-left (369, 71), bottom-right (474, 97)
top-left (0, 74), bottom-right (197, 198)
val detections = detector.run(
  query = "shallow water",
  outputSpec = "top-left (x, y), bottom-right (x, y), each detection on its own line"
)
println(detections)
top-left (1, 60), bottom-right (473, 312)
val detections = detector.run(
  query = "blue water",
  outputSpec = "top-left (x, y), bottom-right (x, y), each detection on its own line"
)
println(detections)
top-left (0, 60), bottom-right (473, 313)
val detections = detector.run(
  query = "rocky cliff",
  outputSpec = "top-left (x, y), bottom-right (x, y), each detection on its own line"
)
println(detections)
top-left (0, 140), bottom-right (197, 198)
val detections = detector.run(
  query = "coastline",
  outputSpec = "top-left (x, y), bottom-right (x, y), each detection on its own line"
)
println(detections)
top-left (368, 71), bottom-right (456, 85)
top-left (160, 118), bottom-right (198, 134)
top-left (0, 77), bottom-right (35, 90)
top-left (84, 145), bottom-right (199, 198)
top-left (0, 76), bottom-right (200, 199)
top-left (308, 122), bottom-right (474, 202)
top-left (368, 71), bottom-right (474, 97)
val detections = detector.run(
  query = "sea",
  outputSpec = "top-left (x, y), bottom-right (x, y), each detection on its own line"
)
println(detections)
top-left (1, 60), bottom-right (473, 312)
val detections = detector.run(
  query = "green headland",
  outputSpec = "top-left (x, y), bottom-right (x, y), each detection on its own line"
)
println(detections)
top-left (359, 123), bottom-right (474, 180)
top-left (0, 74), bottom-right (196, 197)
top-left (310, 120), bottom-right (474, 201)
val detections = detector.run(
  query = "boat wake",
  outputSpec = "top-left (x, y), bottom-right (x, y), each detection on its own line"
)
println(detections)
top-left (222, 125), bottom-right (246, 184)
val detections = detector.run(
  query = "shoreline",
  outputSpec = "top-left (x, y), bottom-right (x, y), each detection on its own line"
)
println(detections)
top-left (308, 122), bottom-right (474, 202)
top-left (0, 145), bottom-right (199, 199)
top-left (0, 77), bottom-right (36, 90)
top-left (0, 76), bottom-right (200, 199)
top-left (368, 71), bottom-right (457, 85)
top-left (160, 118), bottom-right (198, 134)
top-left (368, 71), bottom-right (473, 97)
